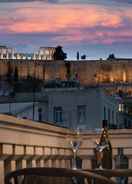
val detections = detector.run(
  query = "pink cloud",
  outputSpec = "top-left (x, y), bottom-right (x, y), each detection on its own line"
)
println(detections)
top-left (0, 3), bottom-right (132, 45)
top-left (7, 5), bottom-right (123, 32)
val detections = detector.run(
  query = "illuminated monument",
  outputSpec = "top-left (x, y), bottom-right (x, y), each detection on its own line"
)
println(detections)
top-left (0, 45), bottom-right (132, 87)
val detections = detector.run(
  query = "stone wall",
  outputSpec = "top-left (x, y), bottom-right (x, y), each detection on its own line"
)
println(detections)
top-left (0, 59), bottom-right (132, 86)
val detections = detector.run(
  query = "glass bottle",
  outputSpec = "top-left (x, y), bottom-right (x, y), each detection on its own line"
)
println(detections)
top-left (96, 120), bottom-right (112, 169)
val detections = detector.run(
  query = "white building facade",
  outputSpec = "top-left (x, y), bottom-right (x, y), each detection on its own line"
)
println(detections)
top-left (0, 46), bottom-right (15, 59)
top-left (39, 87), bottom-right (119, 129)
top-left (0, 87), bottom-right (120, 130)
top-left (0, 45), bottom-right (56, 60)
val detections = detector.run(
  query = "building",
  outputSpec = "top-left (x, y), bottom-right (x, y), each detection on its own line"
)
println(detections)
top-left (0, 45), bottom-right (56, 60)
top-left (39, 87), bottom-right (119, 129)
top-left (0, 58), bottom-right (132, 88)
top-left (0, 86), bottom-right (119, 130)
top-left (117, 97), bottom-right (132, 128)
top-left (35, 47), bottom-right (56, 60)
top-left (1, 45), bottom-right (132, 89)
top-left (0, 45), bottom-right (15, 59)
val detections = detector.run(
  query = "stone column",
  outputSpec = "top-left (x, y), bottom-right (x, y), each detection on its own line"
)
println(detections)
top-left (60, 159), bottom-right (66, 168)
top-left (0, 161), bottom-right (4, 184)
top-left (112, 148), bottom-right (117, 169)
top-left (55, 159), bottom-right (60, 168)
top-left (128, 157), bottom-right (132, 183)
top-left (11, 160), bottom-right (16, 171)
top-left (40, 160), bottom-right (44, 167)
top-left (112, 158), bottom-right (115, 169)
top-left (32, 160), bottom-right (36, 168)
top-left (129, 157), bottom-right (132, 169)
top-left (22, 160), bottom-right (27, 168)
top-left (65, 159), bottom-right (71, 169)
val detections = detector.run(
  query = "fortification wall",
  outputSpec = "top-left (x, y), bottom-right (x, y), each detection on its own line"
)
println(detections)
top-left (0, 59), bottom-right (132, 85)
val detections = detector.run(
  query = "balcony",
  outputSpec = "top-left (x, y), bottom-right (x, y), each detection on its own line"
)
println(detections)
top-left (0, 114), bottom-right (132, 183)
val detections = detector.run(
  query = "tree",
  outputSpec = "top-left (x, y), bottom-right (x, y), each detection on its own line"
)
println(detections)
top-left (7, 62), bottom-right (13, 81)
top-left (81, 55), bottom-right (86, 60)
top-left (14, 66), bottom-right (18, 81)
top-left (65, 61), bottom-right (71, 80)
top-left (53, 46), bottom-right (67, 60)
top-left (107, 53), bottom-right (116, 60)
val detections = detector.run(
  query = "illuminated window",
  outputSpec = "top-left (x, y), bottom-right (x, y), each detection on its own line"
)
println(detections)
top-left (119, 104), bottom-right (124, 112)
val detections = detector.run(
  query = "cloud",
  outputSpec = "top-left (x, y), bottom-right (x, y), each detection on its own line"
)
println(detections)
top-left (0, 1), bottom-right (132, 59)
top-left (0, 0), bottom-right (132, 4)
top-left (1, 4), bottom-right (123, 34)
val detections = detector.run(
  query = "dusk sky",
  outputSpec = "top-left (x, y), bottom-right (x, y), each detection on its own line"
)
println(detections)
top-left (0, 0), bottom-right (132, 59)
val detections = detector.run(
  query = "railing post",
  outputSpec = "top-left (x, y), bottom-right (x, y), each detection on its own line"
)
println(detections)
top-left (40, 159), bottom-right (44, 167)
top-left (11, 160), bottom-right (16, 171)
top-left (22, 159), bottom-right (27, 168)
top-left (32, 160), bottom-right (36, 167)
top-left (0, 161), bottom-right (4, 184)
top-left (128, 157), bottom-right (132, 183)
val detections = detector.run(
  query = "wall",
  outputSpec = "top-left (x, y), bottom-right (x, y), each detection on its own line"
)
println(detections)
top-left (40, 88), bottom-right (118, 129)
top-left (1, 59), bottom-right (132, 86)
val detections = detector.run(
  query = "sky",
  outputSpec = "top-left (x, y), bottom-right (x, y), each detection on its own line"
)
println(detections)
top-left (0, 0), bottom-right (132, 59)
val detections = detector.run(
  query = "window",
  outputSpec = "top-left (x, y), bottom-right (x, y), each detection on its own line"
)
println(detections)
top-left (53, 106), bottom-right (63, 122)
top-left (38, 108), bottom-right (42, 122)
top-left (119, 103), bottom-right (124, 112)
top-left (77, 105), bottom-right (86, 124)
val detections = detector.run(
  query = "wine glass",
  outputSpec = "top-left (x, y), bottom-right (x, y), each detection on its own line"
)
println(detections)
top-left (70, 128), bottom-right (81, 170)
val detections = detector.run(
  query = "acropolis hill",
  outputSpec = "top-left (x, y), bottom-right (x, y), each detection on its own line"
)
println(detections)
top-left (0, 59), bottom-right (132, 86)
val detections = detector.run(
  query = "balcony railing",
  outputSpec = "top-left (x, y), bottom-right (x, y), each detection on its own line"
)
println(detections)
top-left (0, 114), bottom-right (132, 183)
